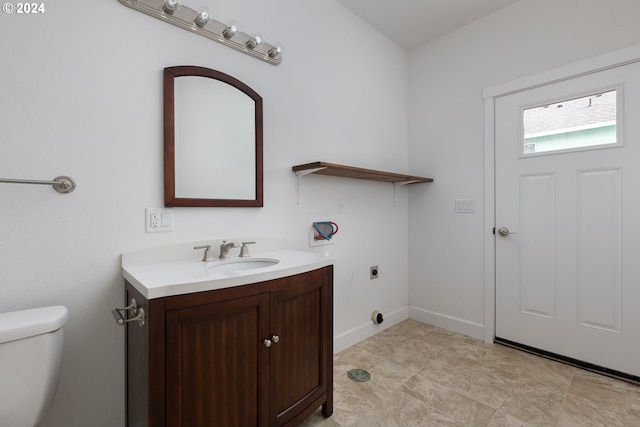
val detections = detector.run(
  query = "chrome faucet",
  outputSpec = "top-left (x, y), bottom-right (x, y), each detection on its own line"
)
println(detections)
top-left (219, 240), bottom-right (239, 259)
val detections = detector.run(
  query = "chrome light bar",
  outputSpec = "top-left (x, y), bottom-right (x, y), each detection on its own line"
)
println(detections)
top-left (119, 0), bottom-right (283, 65)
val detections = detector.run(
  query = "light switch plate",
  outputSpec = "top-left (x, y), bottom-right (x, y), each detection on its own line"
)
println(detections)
top-left (455, 199), bottom-right (475, 213)
top-left (338, 197), bottom-right (348, 213)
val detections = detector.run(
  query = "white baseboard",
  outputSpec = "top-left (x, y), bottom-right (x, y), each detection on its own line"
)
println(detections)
top-left (333, 306), bottom-right (487, 355)
top-left (408, 305), bottom-right (485, 341)
top-left (333, 306), bottom-right (408, 354)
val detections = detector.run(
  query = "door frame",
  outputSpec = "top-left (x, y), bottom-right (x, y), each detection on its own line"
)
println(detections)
top-left (482, 43), bottom-right (640, 344)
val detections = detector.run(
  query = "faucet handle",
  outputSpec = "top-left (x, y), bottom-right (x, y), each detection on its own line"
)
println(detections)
top-left (194, 245), bottom-right (215, 262)
top-left (239, 241), bottom-right (256, 257)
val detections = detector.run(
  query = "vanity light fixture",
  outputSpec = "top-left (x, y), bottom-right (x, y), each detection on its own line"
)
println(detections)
top-left (162, 0), bottom-right (180, 15)
top-left (268, 42), bottom-right (284, 59)
top-left (119, 0), bottom-right (283, 65)
top-left (194, 7), bottom-right (211, 28)
top-left (222, 20), bottom-right (239, 39)
top-left (246, 33), bottom-right (263, 50)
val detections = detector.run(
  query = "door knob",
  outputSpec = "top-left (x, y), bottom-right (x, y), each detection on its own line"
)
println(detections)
top-left (271, 334), bottom-right (280, 344)
top-left (264, 338), bottom-right (272, 347)
top-left (498, 227), bottom-right (517, 236)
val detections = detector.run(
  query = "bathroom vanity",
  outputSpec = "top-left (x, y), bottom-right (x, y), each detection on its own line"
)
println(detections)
top-left (121, 243), bottom-right (333, 427)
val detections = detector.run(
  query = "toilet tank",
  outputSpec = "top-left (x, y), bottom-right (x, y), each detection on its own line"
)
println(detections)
top-left (0, 306), bottom-right (68, 427)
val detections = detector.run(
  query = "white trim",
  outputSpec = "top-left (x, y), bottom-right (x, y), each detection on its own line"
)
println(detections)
top-left (333, 303), bottom-right (487, 353)
top-left (408, 305), bottom-right (485, 340)
top-left (483, 97), bottom-right (496, 344)
top-left (333, 306), bottom-right (408, 354)
top-left (483, 43), bottom-right (640, 346)
top-left (483, 43), bottom-right (640, 99)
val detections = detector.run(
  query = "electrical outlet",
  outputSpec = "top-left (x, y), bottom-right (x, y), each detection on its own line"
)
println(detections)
top-left (146, 208), bottom-right (173, 233)
top-left (150, 211), bottom-right (160, 228)
top-left (370, 266), bottom-right (379, 280)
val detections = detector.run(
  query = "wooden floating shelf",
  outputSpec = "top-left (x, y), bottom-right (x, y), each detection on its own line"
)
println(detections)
top-left (292, 162), bottom-right (433, 185)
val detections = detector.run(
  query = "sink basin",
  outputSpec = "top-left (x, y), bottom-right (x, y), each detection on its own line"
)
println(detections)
top-left (209, 258), bottom-right (279, 272)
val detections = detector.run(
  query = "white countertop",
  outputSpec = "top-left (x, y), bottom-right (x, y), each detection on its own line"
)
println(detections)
top-left (122, 248), bottom-right (334, 299)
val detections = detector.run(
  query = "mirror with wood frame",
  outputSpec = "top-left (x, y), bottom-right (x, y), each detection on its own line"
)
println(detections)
top-left (164, 66), bottom-right (263, 207)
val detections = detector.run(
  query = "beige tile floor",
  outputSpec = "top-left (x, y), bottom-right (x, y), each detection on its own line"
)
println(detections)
top-left (302, 319), bottom-right (640, 427)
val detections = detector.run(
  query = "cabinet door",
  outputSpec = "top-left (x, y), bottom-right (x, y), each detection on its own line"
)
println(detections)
top-left (166, 293), bottom-right (270, 427)
top-left (270, 274), bottom-right (330, 426)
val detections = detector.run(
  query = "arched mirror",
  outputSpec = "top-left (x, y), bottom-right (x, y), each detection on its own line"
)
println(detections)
top-left (164, 66), bottom-right (263, 207)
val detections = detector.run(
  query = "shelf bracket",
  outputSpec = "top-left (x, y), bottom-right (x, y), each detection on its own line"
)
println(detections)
top-left (295, 167), bottom-right (326, 205)
top-left (392, 181), bottom-right (420, 206)
top-left (394, 180), bottom-right (422, 186)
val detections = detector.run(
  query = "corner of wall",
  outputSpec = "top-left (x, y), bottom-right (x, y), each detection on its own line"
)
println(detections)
top-left (333, 306), bottom-right (409, 354)
top-left (408, 305), bottom-right (485, 341)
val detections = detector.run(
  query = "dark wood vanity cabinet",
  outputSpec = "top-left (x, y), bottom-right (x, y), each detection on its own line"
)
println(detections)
top-left (125, 266), bottom-right (333, 427)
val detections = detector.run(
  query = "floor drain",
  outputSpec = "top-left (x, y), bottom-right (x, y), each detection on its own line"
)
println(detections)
top-left (347, 368), bottom-right (371, 382)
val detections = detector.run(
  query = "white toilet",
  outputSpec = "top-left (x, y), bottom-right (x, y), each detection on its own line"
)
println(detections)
top-left (0, 305), bottom-right (68, 427)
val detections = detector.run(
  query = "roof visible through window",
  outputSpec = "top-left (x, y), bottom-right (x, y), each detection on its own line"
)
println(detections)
top-left (522, 89), bottom-right (618, 155)
top-left (524, 90), bottom-right (616, 137)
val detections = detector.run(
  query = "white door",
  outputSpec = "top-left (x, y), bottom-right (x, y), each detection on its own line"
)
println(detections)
top-left (495, 61), bottom-right (640, 377)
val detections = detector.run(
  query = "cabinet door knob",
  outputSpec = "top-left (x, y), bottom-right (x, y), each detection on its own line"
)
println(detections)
top-left (272, 334), bottom-right (280, 344)
top-left (264, 338), bottom-right (272, 347)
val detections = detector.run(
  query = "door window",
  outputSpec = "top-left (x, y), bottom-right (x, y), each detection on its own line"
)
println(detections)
top-left (521, 88), bottom-right (620, 156)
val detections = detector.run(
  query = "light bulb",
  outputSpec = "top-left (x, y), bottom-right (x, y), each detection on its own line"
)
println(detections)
top-left (267, 42), bottom-right (284, 58)
top-left (222, 20), bottom-right (239, 39)
top-left (194, 7), bottom-right (211, 28)
top-left (246, 33), bottom-right (263, 49)
top-left (162, 0), bottom-right (180, 14)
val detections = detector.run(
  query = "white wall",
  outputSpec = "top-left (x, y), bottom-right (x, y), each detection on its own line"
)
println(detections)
top-left (407, 0), bottom-right (640, 339)
top-left (0, 1), bottom-right (408, 425)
